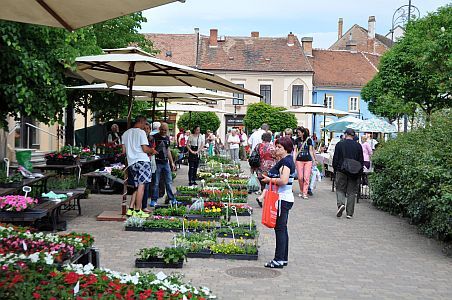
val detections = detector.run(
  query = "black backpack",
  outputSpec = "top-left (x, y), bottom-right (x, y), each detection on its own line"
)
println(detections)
top-left (248, 143), bottom-right (261, 168)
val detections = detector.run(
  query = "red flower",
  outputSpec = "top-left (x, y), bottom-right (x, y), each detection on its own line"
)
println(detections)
top-left (125, 289), bottom-right (135, 300)
top-left (32, 292), bottom-right (41, 299)
top-left (156, 290), bottom-right (165, 300)
top-left (64, 272), bottom-right (79, 285)
top-left (49, 271), bottom-right (58, 278)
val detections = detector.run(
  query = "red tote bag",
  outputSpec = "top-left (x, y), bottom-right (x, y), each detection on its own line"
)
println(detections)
top-left (261, 181), bottom-right (279, 228)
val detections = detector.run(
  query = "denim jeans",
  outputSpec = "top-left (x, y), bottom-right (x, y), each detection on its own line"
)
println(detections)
top-left (152, 162), bottom-right (175, 202)
top-left (188, 157), bottom-right (200, 183)
top-left (274, 200), bottom-right (294, 262)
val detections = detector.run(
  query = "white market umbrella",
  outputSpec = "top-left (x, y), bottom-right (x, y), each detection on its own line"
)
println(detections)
top-left (153, 104), bottom-right (230, 114)
top-left (75, 47), bottom-right (261, 127)
top-left (0, 0), bottom-right (182, 31)
top-left (284, 104), bottom-right (350, 116)
top-left (349, 118), bottom-right (397, 133)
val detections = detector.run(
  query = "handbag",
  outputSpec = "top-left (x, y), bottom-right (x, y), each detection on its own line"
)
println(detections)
top-left (296, 138), bottom-right (311, 161)
top-left (262, 181), bottom-right (279, 228)
top-left (248, 143), bottom-right (261, 168)
top-left (340, 143), bottom-right (362, 176)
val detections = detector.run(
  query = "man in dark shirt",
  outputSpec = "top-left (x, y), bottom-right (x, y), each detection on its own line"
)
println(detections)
top-left (151, 122), bottom-right (177, 205)
top-left (333, 128), bottom-right (364, 219)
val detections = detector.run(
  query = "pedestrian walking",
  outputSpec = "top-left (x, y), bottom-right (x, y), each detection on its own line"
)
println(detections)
top-left (294, 127), bottom-right (316, 199)
top-left (255, 132), bottom-right (276, 207)
top-left (333, 128), bottom-right (364, 219)
top-left (228, 128), bottom-right (241, 163)
top-left (186, 125), bottom-right (204, 186)
top-left (248, 123), bottom-right (269, 152)
top-left (261, 137), bottom-right (295, 269)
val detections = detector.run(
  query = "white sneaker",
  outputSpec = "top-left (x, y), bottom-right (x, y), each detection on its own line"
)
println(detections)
top-left (346, 215), bottom-right (353, 219)
top-left (336, 205), bottom-right (345, 217)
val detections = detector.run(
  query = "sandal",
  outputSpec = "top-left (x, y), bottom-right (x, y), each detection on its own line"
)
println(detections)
top-left (264, 260), bottom-right (283, 269)
top-left (255, 198), bottom-right (263, 208)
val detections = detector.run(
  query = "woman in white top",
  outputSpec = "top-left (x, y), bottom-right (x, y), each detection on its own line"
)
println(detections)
top-left (227, 129), bottom-right (241, 164)
top-left (186, 125), bottom-right (204, 185)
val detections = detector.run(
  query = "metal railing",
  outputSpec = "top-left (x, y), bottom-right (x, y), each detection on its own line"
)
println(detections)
top-left (24, 122), bottom-right (58, 150)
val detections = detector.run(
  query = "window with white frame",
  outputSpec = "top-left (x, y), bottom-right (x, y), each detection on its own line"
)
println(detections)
top-left (292, 85), bottom-right (303, 106)
top-left (232, 84), bottom-right (244, 105)
top-left (349, 96), bottom-right (359, 112)
top-left (260, 85), bottom-right (271, 104)
top-left (325, 95), bottom-right (334, 109)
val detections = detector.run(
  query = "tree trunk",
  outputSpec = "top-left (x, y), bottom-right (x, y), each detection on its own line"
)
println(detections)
top-left (65, 100), bottom-right (75, 146)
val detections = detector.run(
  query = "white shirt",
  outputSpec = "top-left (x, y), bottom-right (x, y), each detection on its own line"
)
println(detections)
top-left (122, 128), bottom-right (150, 166)
top-left (248, 129), bottom-right (265, 152)
top-left (240, 133), bottom-right (248, 146)
top-left (228, 135), bottom-right (240, 149)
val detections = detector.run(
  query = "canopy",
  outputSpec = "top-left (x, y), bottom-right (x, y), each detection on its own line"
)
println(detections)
top-left (152, 104), bottom-right (230, 114)
top-left (322, 121), bottom-right (357, 132)
top-left (284, 104), bottom-right (350, 117)
top-left (349, 118), bottom-right (397, 133)
top-left (0, 0), bottom-right (180, 31)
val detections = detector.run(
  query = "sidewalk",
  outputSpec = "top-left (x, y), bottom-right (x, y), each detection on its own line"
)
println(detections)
top-left (64, 162), bottom-right (452, 299)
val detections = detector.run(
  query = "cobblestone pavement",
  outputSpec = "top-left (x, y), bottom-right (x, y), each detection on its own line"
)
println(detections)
top-left (62, 162), bottom-right (452, 300)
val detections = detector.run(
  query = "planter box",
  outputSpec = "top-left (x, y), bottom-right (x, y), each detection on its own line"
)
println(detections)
top-left (46, 159), bottom-right (77, 165)
top-left (217, 232), bottom-right (256, 239)
top-left (186, 249), bottom-right (212, 258)
top-left (0, 208), bottom-right (47, 221)
top-left (212, 252), bottom-right (258, 260)
top-left (143, 227), bottom-right (180, 232)
top-left (124, 226), bottom-right (144, 232)
top-left (184, 214), bottom-right (221, 222)
top-left (135, 258), bottom-right (184, 268)
top-left (0, 181), bottom-right (23, 188)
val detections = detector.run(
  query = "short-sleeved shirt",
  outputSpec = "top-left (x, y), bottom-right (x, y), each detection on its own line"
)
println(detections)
top-left (295, 137), bottom-right (313, 161)
top-left (122, 128), bottom-right (150, 166)
top-left (268, 155), bottom-right (295, 202)
top-left (153, 133), bottom-right (170, 164)
top-left (228, 135), bottom-right (240, 149)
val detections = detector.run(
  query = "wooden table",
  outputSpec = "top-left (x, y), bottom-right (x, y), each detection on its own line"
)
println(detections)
top-left (0, 174), bottom-right (53, 197)
top-left (34, 158), bottom-right (107, 175)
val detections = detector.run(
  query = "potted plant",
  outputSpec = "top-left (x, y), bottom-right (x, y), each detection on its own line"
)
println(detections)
top-left (0, 195), bottom-right (38, 212)
top-left (216, 226), bottom-right (258, 239)
top-left (210, 240), bottom-right (258, 260)
top-left (135, 246), bottom-right (187, 268)
top-left (124, 216), bottom-right (145, 231)
top-left (153, 206), bottom-right (187, 217)
top-left (0, 170), bottom-right (23, 188)
top-left (175, 231), bottom-right (216, 258)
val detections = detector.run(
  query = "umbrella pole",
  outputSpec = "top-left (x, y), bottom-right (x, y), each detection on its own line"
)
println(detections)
top-left (126, 63), bottom-right (136, 129)
top-left (189, 111), bottom-right (192, 129)
top-left (312, 113), bottom-right (316, 135)
top-left (84, 97), bottom-right (88, 146)
top-left (164, 99), bottom-right (168, 121)
top-left (151, 92), bottom-right (156, 129)
top-left (323, 113), bottom-right (326, 146)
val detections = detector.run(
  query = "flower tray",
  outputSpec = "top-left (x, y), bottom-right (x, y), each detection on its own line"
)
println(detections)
top-left (184, 214), bottom-right (221, 222)
top-left (135, 258), bottom-right (184, 268)
top-left (212, 252), bottom-right (258, 260)
top-left (0, 208), bottom-right (47, 221)
top-left (0, 181), bottom-right (23, 188)
top-left (143, 227), bottom-right (180, 232)
top-left (217, 233), bottom-right (255, 239)
top-left (124, 226), bottom-right (144, 232)
top-left (186, 249), bottom-right (212, 258)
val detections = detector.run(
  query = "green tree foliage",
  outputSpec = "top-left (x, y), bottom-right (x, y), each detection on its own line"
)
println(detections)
top-left (370, 110), bottom-right (451, 241)
top-left (0, 12), bottom-right (154, 129)
top-left (243, 102), bottom-right (297, 133)
top-left (177, 112), bottom-right (220, 134)
top-left (362, 5), bottom-right (451, 121)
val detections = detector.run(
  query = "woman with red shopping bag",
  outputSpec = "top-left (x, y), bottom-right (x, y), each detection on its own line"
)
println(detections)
top-left (260, 137), bottom-right (295, 269)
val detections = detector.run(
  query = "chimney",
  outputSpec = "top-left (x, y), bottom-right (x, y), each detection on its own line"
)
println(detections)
top-left (287, 32), bottom-right (295, 46)
top-left (301, 37), bottom-right (313, 57)
top-left (338, 18), bottom-right (343, 40)
top-left (345, 40), bottom-right (357, 52)
top-left (194, 28), bottom-right (200, 67)
top-left (209, 29), bottom-right (218, 47)
top-left (368, 16), bottom-right (376, 39)
top-left (251, 31), bottom-right (259, 38)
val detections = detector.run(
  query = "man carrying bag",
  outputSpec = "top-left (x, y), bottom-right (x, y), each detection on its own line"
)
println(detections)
top-left (333, 128), bottom-right (364, 219)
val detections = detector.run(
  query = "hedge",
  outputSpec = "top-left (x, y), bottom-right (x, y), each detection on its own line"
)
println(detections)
top-left (370, 112), bottom-right (451, 241)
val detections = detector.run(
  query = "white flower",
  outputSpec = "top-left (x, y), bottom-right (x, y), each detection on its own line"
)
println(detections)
top-left (441, 27), bottom-right (445, 32)
top-left (28, 252), bottom-right (40, 263)
top-left (83, 263), bottom-right (94, 274)
top-left (156, 271), bottom-right (167, 280)
top-left (44, 253), bottom-right (54, 265)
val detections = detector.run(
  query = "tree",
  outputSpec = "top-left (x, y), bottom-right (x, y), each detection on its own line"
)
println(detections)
top-left (363, 5), bottom-right (451, 122)
top-left (177, 112), bottom-right (220, 134)
top-left (243, 102), bottom-right (297, 133)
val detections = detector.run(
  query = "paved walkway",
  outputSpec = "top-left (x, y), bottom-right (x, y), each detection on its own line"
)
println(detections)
top-left (63, 162), bottom-right (451, 300)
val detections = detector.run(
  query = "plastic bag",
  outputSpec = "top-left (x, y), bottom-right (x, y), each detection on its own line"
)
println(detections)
top-left (309, 166), bottom-right (321, 190)
top-left (247, 173), bottom-right (261, 193)
top-left (262, 182), bottom-right (279, 228)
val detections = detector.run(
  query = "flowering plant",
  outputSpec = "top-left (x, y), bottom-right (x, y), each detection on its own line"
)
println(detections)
top-left (0, 195), bottom-right (37, 212)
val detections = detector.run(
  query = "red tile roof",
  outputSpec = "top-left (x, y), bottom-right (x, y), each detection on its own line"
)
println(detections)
top-left (144, 33), bottom-right (197, 67)
top-left (309, 49), bottom-right (380, 88)
top-left (197, 35), bottom-right (313, 72)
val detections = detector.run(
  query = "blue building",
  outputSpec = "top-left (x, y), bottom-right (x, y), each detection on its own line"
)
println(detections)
top-left (308, 48), bottom-right (381, 139)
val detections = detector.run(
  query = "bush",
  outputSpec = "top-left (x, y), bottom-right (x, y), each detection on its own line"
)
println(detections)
top-left (243, 102), bottom-right (297, 133)
top-left (177, 112), bottom-right (220, 134)
top-left (370, 111), bottom-right (451, 241)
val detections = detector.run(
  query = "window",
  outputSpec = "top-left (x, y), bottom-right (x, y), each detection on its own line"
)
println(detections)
top-left (349, 96), bottom-right (359, 112)
top-left (232, 84), bottom-right (244, 105)
top-left (325, 95), bottom-right (334, 109)
top-left (292, 85), bottom-right (303, 106)
top-left (260, 85), bottom-right (271, 104)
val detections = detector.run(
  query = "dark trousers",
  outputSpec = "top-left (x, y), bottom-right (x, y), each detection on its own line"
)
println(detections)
top-left (335, 171), bottom-right (359, 216)
top-left (188, 157), bottom-right (199, 183)
top-left (274, 200), bottom-right (293, 262)
top-left (142, 182), bottom-right (150, 209)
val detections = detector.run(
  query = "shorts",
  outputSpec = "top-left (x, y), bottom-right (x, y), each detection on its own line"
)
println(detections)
top-left (127, 161), bottom-right (152, 187)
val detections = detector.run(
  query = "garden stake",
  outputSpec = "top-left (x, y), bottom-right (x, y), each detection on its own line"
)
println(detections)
top-left (22, 240), bottom-right (27, 251)
top-left (74, 280), bottom-right (80, 295)
top-left (224, 203), bottom-right (229, 221)
top-left (231, 206), bottom-right (239, 226)
top-left (248, 208), bottom-right (253, 230)
top-left (182, 218), bottom-right (186, 238)
top-left (3, 158), bottom-right (9, 177)
top-left (228, 226), bottom-right (236, 245)
top-left (22, 186), bottom-right (31, 199)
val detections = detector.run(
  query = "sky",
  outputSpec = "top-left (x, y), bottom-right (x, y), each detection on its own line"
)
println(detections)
top-left (140, 0), bottom-right (449, 48)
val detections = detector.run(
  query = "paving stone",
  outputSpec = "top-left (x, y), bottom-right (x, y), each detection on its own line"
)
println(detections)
top-left (58, 161), bottom-right (452, 299)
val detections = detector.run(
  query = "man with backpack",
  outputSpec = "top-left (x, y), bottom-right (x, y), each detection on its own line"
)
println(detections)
top-left (333, 128), bottom-right (364, 219)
